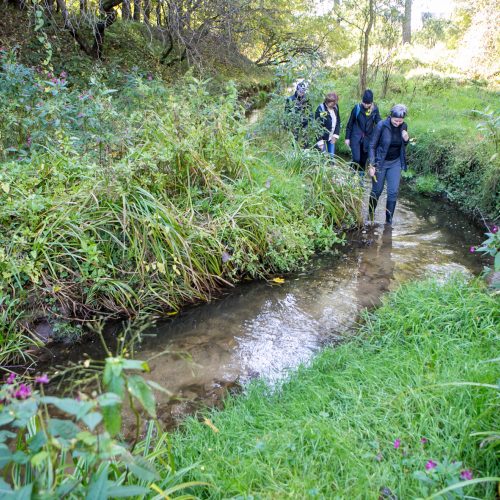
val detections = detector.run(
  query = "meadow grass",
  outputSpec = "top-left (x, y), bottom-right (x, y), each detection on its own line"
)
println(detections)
top-left (172, 276), bottom-right (499, 498)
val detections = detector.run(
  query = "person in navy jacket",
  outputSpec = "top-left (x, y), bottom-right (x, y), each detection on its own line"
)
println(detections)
top-left (315, 92), bottom-right (341, 158)
top-left (368, 104), bottom-right (410, 224)
top-left (345, 89), bottom-right (381, 179)
top-left (285, 81), bottom-right (312, 147)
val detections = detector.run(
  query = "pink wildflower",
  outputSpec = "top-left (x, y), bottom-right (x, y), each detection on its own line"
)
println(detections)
top-left (425, 460), bottom-right (438, 470)
top-left (420, 437), bottom-right (428, 444)
top-left (221, 251), bottom-right (231, 263)
top-left (35, 374), bottom-right (49, 384)
top-left (6, 373), bottom-right (16, 384)
top-left (13, 384), bottom-right (32, 400)
top-left (492, 225), bottom-right (498, 234)
top-left (393, 439), bottom-right (401, 449)
top-left (460, 469), bottom-right (473, 480)
top-left (469, 246), bottom-right (475, 253)
top-left (60, 71), bottom-right (67, 78)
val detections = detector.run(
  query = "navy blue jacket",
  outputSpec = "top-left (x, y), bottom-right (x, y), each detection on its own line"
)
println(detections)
top-left (345, 103), bottom-right (381, 159)
top-left (369, 117), bottom-right (409, 170)
top-left (315, 103), bottom-right (341, 141)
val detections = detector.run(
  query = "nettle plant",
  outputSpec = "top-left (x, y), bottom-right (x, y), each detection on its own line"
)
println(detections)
top-left (0, 350), bottom-right (201, 498)
top-left (471, 225), bottom-right (500, 284)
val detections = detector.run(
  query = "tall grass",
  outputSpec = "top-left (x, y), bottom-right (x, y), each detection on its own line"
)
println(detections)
top-left (0, 57), bottom-right (362, 362)
top-left (172, 276), bottom-right (499, 498)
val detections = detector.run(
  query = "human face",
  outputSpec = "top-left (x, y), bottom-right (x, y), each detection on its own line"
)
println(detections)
top-left (361, 102), bottom-right (371, 109)
top-left (390, 117), bottom-right (404, 127)
top-left (326, 101), bottom-right (336, 110)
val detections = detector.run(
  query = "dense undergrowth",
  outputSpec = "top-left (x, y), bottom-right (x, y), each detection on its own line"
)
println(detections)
top-left (173, 275), bottom-right (499, 498)
top-left (0, 49), bottom-right (362, 364)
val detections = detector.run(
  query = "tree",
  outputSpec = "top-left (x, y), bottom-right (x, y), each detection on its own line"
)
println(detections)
top-left (402, 0), bottom-right (411, 43)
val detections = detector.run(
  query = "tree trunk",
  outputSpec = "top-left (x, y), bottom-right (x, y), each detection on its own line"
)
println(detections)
top-left (403, 0), bottom-right (411, 44)
top-left (359, 0), bottom-right (374, 95)
top-left (133, 0), bottom-right (140, 21)
top-left (122, 0), bottom-right (130, 19)
top-left (155, 0), bottom-right (161, 25)
top-left (143, 0), bottom-right (151, 24)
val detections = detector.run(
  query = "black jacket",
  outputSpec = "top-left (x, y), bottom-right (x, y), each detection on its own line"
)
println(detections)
top-left (369, 117), bottom-right (409, 170)
top-left (315, 103), bottom-right (341, 141)
top-left (345, 103), bottom-right (381, 155)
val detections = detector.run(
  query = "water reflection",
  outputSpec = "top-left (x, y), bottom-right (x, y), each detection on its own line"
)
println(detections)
top-left (41, 191), bottom-right (486, 426)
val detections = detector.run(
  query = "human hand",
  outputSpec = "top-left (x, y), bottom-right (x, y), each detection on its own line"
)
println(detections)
top-left (345, 139), bottom-right (350, 147)
top-left (402, 130), bottom-right (409, 142)
top-left (368, 166), bottom-right (376, 178)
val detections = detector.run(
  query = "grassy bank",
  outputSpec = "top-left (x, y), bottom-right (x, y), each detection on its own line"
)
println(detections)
top-left (340, 75), bottom-right (499, 221)
top-left (263, 69), bottom-right (498, 221)
top-left (172, 276), bottom-right (499, 498)
top-left (0, 52), bottom-right (362, 364)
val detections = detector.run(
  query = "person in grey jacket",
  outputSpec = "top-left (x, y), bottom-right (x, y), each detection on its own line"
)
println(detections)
top-left (368, 104), bottom-right (410, 224)
top-left (345, 89), bottom-right (381, 178)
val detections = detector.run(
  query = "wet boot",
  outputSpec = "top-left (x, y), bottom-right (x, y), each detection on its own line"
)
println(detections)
top-left (385, 200), bottom-right (397, 224)
top-left (368, 195), bottom-right (378, 222)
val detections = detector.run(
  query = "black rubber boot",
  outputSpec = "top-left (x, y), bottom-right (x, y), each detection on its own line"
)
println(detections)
top-left (386, 200), bottom-right (397, 224)
top-left (368, 195), bottom-right (378, 222)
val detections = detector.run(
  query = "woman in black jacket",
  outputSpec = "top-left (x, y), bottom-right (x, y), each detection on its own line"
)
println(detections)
top-left (345, 89), bottom-right (381, 179)
top-left (368, 104), bottom-right (410, 224)
top-left (315, 92), bottom-right (340, 158)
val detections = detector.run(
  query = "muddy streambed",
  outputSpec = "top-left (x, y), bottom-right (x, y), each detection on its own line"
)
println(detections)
top-left (38, 190), bottom-right (486, 428)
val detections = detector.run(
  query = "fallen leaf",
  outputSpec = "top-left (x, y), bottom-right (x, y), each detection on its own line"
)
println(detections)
top-left (203, 418), bottom-right (219, 433)
top-left (272, 277), bottom-right (285, 284)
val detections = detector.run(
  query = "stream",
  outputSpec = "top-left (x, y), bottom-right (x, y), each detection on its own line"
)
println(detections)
top-left (39, 189), bottom-right (486, 428)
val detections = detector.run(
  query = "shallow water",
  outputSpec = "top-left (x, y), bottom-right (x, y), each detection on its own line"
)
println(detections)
top-left (40, 189), bottom-right (486, 427)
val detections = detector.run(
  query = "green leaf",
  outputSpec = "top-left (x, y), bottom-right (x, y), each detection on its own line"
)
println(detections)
top-left (12, 450), bottom-right (29, 465)
top-left (0, 413), bottom-right (15, 427)
top-left (56, 480), bottom-right (80, 497)
top-left (127, 375), bottom-right (156, 418)
top-left (121, 359), bottom-right (150, 372)
top-left (101, 404), bottom-right (122, 437)
top-left (494, 252), bottom-right (500, 272)
top-left (0, 478), bottom-right (12, 494)
top-left (146, 380), bottom-right (172, 396)
top-left (81, 411), bottom-right (102, 431)
top-left (85, 466), bottom-right (109, 500)
top-left (31, 450), bottom-right (49, 468)
top-left (97, 392), bottom-right (122, 407)
top-left (10, 400), bottom-right (38, 428)
top-left (106, 485), bottom-right (150, 497)
top-left (125, 454), bottom-right (159, 482)
top-left (0, 430), bottom-right (16, 443)
top-left (28, 431), bottom-right (47, 453)
top-left (42, 397), bottom-right (94, 419)
top-left (3, 483), bottom-right (33, 500)
top-left (48, 419), bottom-right (81, 440)
top-left (0, 445), bottom-right (13, 468)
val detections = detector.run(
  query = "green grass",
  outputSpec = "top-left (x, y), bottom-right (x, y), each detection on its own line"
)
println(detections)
top-left (172, 276), bottom-right (499, 498)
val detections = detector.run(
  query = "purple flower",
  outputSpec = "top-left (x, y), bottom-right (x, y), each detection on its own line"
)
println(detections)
top-left (77, 112), bottom-right (84, 118)
top-left (6, 373), bottom-right (16, 384)
top-left (147, 73), bottom-right (153, 81)
top-left (469, 246), bottom-right (476, 253)
top-left (425, 460), bottom-right (438, 470)
top-left (60, 71), bottom-right (67, 78)
top-left (13, 384), bottom-right (32, 400)
top-left (420, 437), bottom-right (428, 444)
top-left (35, 374), bottom-right (49, 384)
top-left (221, 251), bottom-right (231, 263)
top-left (26, 135), bottom-right (32, 148)
top-left (492, 225), bottom-right (498, 234)
top-left (393, 439), bottom-right (401, 449)
top-left (460, 469), bottom-right (473, 480)
top-left (50, 77), bottom-right (58, 84)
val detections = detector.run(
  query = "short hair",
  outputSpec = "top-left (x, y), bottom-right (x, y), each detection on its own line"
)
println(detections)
top-left (325, 92), bottom-right (338, 104)
top-left (390, 104), bottom-right (408, 118)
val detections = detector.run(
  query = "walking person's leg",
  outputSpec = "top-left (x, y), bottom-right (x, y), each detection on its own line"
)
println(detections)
top-left (384, 159), bottom-right (402, 224)
top-left (368, 165), bottom-right (387, 222)
top-left (327, 141), bottom-right (335, 158)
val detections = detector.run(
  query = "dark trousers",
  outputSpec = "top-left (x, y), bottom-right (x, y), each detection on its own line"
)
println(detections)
top-left (370, 158), bottom-right (401, 203)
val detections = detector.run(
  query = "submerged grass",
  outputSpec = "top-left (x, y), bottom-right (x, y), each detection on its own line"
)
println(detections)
top-left (172, 276), bottom-right (499, 498)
